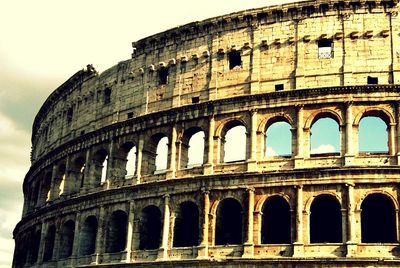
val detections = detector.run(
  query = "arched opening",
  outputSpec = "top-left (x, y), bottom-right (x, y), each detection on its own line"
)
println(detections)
top-left (180, 128), bottom-right (205, 168)
top-left (222, 122), bottom-right (247, 163)
top-left (38, 172), bottom-right (52, 205)
top-left (43, 225), bottom-right (56, 262)
top-left (93, 149), bottom-right (108, 185)
top-left (29, 183), bottom-right (40, 211)
top-left (79, 216), bottom-right (98, 256)
top-left (215, 198), bottom-right (243, 245)
top-left (310, 117), bottom-right (340, 156)
top-left (73, 156), bottom-right (86, 189)
top-left (105, 210), bottom-right (128, 253)
top-left (56, 163), bottom-right (66, 197)
top-left (173, 201), bottom-right (199, 247)
top-left (310, 194), bottom-right (342, 243)
top-left (265, 121), bottom-right (292, 157)
top-left (28, 228), bottom-right (41, 264)
top-left (125, 145), bottom-right (136, 178)
top-left (156, 136), bottom-right (169, 172)
top-left (139, 205), bottom-right (162, 250)
top-left (59, 220), bottom-right (75, 259)
top-left (261, 196), bottom-right (291, 244)
top-left (359, 116), bottom-right (388, 154)
top-left (361, 193), bottom-right (397, 243)
top-left (142, 133), bottom-right (169, 175)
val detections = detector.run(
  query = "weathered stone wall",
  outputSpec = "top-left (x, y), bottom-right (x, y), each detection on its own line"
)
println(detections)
top-left (13, 0), bottom-right (400, 267)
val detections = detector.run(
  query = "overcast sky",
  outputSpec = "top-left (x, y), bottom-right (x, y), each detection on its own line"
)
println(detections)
top-left (0, 0), bottom-right (304, 266)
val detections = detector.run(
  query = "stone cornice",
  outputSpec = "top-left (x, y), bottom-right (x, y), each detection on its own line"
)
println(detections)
top-left (131, 0), bottom-right (398, 55)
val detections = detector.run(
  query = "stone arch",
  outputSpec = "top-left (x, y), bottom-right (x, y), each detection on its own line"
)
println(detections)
top-left (173, 201), bottom-right (200, 247)
top-left (115, 141), bottom-right (137, 179)
top-left (27, 227), bottom-right (41, 264)
top-left (361, 193), bottom-right (397, 243)
top-left (142, 132), bottom-right (169, 175)
top-left (356, 109), bottom-right (391, 154)
top-left (358, 190), bottom-right (399, 211)
top-left (105, 210), bottom-right (128, 253)
top-left (215, 197), bottom-right (243, 245)
top-left (261, 195), bottom-right (291, 244)
top-left (309, 112), bottom-right (341, 156)
top-left (309, 194), bottom-right (342, 243)
top-left (58, 220), bottom-right (75, 259)
top-left (305, 109), bottom-right (343, 129)
top-left (38, 171), bottom-right (52, 206)
top-left (43, 224), bottom-right (56, 262)
top-left (79, 215), bottom-right (98, 256)
top-left (216, 119), bottom-right (248, 163)
top-left (139, 205), bottom-right (162, 250)
top-left (70, 155), bottom-right (86, 191)
top-left (353, 107), bottom-right (394, 126)
top-left (180, 127), bottom-right (206, 168)
top-left (92, 148), bottom-right (108, 185)
top-left (264, 116), bottom-right (293, 157)
top-left (55, 162), bottom-right (66, 197)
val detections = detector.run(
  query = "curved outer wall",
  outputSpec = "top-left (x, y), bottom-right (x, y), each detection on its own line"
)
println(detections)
top-left (13, 0), bottom-right (400, 267)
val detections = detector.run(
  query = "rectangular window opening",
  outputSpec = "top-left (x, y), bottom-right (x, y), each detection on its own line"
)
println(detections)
top-left (367, 76), bottom-right (378, 84)
top-left (192, 96), bottom-right (200, 103)
top-left (228, 50), bottom-right (242, 70)
top-left (318, 39), bottom-right (333, 59)
top-left (127, 112), bottom-right (134, 119)
top-left (275, 84), bottom-right (284, 91)
top-left (159, 67), bottom-right (169, 85)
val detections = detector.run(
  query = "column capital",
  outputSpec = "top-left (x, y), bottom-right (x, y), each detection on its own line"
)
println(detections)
top-left (246, 187), bottom-right (255, 193)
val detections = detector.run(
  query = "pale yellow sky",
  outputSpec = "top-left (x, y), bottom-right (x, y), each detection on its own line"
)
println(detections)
top-left (0, 1), bottom-right (298, 266)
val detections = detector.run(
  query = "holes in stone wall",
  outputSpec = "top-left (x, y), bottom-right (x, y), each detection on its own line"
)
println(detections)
top-left (228, 50), bottom-right (242, 70)
top-left (156, 136), bottom-right (169, 172)
top-left (104, 87), bottom-right (112, 104)
top-left (310, 117), bottom-right (340, 156)
top-left (79, 216), bottom-right (98, 256)
top-left (106, 210), bottom-right (128, 253)
top-left (275, 84), bottom-right (284, 91)
top-left (158, 67), bottom-right (169, 85)
top-left (173, 201), bottom-right (199, 247)
top-left (125, 145), bottom-right (137, 178)
top-left (265, 121), bottom-right (292, 157)
top-left (361, 193), bottom-right (396, 243)
top-left (310, 194), bottom-right (342, 243)
top-left (43, 225), bottom-right (56, 262)
top-left (222, 123), bottom-right (247, 163)
top-left (59, 220), bottom-right (75, 259)
top-left (318, 39), bottom-right (333, 58)
top-left (215, 198), bottom-right (243, 245)
top-left (93, 149), bottom-right (108, 185)
top-left (367, 76), bottom-right (378, 85)
top-left (261, 196), bottom-right (291, 244)
top-left (139, 205), bottom-right (162, 250)
top-left (180, 128), bottom-right (205, 168)
top-left (359, 116), bottom-right (388, 154)
top-left (27, 228), bottom-right (41, 264)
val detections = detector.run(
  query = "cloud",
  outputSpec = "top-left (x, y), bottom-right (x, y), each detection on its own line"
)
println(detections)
top-left (266, 147), bottom-right (278, 157)
top-left (310, 144), bottom-right (336, 154)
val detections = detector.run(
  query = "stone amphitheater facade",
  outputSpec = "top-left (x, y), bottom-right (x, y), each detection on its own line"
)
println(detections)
top-left (12, 0), bottom-right (400, 267)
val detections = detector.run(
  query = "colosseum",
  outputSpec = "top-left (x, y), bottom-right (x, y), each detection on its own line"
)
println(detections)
top-left (12, 0), bottom-right (400, 267)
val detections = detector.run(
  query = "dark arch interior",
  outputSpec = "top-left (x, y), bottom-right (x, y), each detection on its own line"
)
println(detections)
top-left (361, 193), bottom-right (397, 243)
top-left (79, 216), bottom-right (98, 256)
top-left (43, 225), bottom-right (56, 262)
top-left (173, 201), bottom-right (199, 247)
top-left (28, 229), bottom-right (41, 264)
top-left (215, 198), bottom-right (243, 245)
top-left (59, 220), bottom-right (75, 259)
top-left (139, 205), bottom-right (162, 250)
top-left (310, 195), bottom-right (342, 243)
top-left (106, 210), bottom-right (128, 253)
top-left (261, 196), bottom-right (291, 244)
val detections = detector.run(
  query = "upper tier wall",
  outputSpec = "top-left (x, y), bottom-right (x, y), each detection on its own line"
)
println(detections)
top-left (32, 0), bottom-right (400, 161)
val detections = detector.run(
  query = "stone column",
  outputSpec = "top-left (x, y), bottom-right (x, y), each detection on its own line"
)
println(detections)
top-left (344, 102), bottom-right (355, 165)
top-left (71, 212), bottom-right (81, 266)
top-left (167, 126), bottom-right (177, 179)
top-left (135, 134), bottom-right (144, 184)
top-left (94, 206), bottom-right (106, 264)
top-left (247, 110), bottom-right (258, 171)
top-left (197, 190), bottom-right (210, 259)
top-left (83, 148), bottom-right (92, 190)
top-left (243, 188), bottom-right (255, 257)
top-left (48, 164), bottom-right (58, 201)
top-left (37, 222), bottom-right (47, 264)
top-left (294, 106), bottom-right (304, 168)
top-left (158, 194), bottom-right (170, 260)
top-left (346, 183), bottom-right (357, 256)
top-left (389, 123), bottom-right (396, 156)
top-left (293, 185), bottom-right (304, 256)
top-left (126, 201), bottom-right (135, 262)
top-left (396, 104), bottom-right (400, 164)
top-left (204, 116), bottom-right (215, 175)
